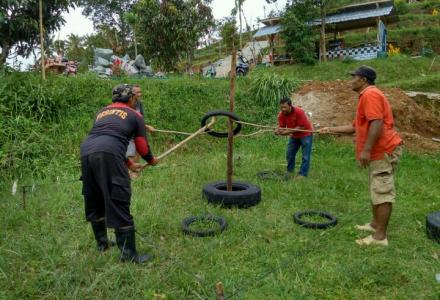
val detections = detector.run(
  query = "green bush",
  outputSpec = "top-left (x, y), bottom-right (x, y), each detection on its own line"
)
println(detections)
top-left (0, 73), bottom-right (259, 184)
top-left (395, 0), bottom-right (410, 15)
top-left (248, 72), bottom-right (299, 110)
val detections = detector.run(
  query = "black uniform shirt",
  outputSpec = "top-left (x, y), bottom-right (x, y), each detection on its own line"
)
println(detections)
top-left (80, 102), bottom-right (152, 161)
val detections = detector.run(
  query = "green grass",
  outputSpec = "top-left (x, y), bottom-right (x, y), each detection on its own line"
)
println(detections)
top-left (259, 55), bottom-right (440, 93)
top-left (1, 135), bottom-right (439, 299)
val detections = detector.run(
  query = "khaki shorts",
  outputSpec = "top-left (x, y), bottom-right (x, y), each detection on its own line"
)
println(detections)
top-left (369, 145), bottom-right (403, 205)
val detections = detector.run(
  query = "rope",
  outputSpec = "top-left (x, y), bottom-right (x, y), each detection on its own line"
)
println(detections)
top-left (235, 129), bottom-right (273, 138)
top-left (235, 120), bottom-right (345, 135)
top-left (235, 120), bottom-right (320, 134)
top-left (152, 128), bottom-right (195, 136)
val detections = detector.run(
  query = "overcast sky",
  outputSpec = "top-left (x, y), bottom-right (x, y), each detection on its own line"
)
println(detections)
top-left (7, 0), bottom-right (287, 68)
top-left (56, 0), bottom-right (287, 39)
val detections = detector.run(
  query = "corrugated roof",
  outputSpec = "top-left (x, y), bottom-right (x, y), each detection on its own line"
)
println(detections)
top-left (309, 5), bottom-right (393, 26)
top-left (253, 24), bottom-right (282, 38)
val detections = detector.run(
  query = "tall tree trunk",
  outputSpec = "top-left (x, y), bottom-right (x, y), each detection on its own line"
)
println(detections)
top-left (39, 0), bottom-right (46, 79)
top-left (0, 44), bottom-right (10, 67)
top-left (187, 48), bottom-right (193, 74)
top-left (319, 5), bottom-right (327, 63)
top-left (239, 4), bottom-right (243, 50)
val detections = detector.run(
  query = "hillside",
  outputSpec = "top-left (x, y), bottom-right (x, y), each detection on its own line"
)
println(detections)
top-left (193, 0), bottom-right (440, 69)
top-left (0, 70), bottom-right (439, 299)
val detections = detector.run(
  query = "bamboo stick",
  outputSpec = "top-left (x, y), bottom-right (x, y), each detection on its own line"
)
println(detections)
top-left (140, 117), bottom-right (215, 168)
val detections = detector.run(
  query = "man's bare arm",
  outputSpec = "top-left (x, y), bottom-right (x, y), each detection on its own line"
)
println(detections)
top-left (319, 125), bottom-right (355, 134)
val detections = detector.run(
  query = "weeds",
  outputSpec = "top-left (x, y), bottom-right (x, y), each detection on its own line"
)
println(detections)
top-left (248, 72), bottom-right (299, 108)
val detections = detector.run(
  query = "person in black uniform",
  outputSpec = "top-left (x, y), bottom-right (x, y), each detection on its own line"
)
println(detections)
top-left (80, 84), bottom-right (158, 263)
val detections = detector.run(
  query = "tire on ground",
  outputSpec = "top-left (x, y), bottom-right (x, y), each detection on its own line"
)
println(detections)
top-left (293, 210), bottom-right (338, 229)
top-left (200, 110), bottom-right (242, 138)
top-left (426, 211), bottom-right (440, 243)
top-left (203, 180), bottom-right (261, 208)
top-left (181, 215), bottom-right (227, 237)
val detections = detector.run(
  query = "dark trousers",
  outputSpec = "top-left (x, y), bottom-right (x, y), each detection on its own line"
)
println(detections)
top-left (286, 135), bottom-right (313, 176)
top-left (81, 152), bottom-right (133, 229)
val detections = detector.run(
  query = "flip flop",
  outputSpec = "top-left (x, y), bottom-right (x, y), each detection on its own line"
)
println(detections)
top-left (355, 235), bottom-right (388, 246)
top-left (355, 223), bottom-right (376, 233)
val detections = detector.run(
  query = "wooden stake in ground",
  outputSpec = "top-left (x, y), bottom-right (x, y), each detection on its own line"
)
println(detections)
top-left (39, 0), bottom-right (46, 80)
top-left (215, 282), bottom-right (225, 300)
top-left (227, 47), bottom-right (237, 192)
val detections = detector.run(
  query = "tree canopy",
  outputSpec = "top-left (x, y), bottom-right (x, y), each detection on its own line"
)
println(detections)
top-left (78, 0), bottom-right (137, 53)
top-left (135, 0), bottom-right (214, 71)
top-left (0, 0), bottom-right (76, 66)
top-left (281, 1), bottom-right (318, 64)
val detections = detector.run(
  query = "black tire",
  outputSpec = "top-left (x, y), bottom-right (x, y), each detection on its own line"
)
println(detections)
top-left (427, 211), bottom-right (440, 243)
top-left (181, 215), bottom-right (227, 237)
top-left (200, 110), bottom-right (242, 138)
top-left (293, 211), bottom-right (338, 229)
top-left (236, 70), bottom-right (245, 76)
top-left (203, 180), bottom-right (261, 208)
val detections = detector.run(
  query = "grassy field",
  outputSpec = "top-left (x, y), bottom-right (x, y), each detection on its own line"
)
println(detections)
top-left (1, 134), bottom-right (439, 299)
top-left (1, 63), bottom-right (439, 299)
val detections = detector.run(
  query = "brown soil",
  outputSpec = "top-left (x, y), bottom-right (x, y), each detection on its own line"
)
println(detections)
top-left (292, 80), bottom-right (440, 153)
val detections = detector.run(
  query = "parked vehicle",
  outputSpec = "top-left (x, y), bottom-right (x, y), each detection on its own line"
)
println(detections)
top-left (236, 54), bottom-right (249, 76)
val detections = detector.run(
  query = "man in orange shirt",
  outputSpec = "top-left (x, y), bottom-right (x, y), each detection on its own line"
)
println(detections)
top-left (320, 66), bottom-right (403, 246)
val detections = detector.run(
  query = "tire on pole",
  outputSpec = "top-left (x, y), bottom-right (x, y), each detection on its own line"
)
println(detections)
top-left (200, 110), bottom-right (242, 138)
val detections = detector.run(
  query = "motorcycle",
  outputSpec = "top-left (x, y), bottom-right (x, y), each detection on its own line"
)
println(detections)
top-left (236, 55), bottom-right (249, 76)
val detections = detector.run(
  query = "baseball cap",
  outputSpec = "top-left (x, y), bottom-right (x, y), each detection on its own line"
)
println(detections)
top-left (112, 84), bottom-right (133, 103)
top-left (349, 65), bottom-right (377, 81)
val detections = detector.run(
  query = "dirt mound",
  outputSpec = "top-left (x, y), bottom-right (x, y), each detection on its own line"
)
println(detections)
top-left (293, 80), bottom-right (440, 153)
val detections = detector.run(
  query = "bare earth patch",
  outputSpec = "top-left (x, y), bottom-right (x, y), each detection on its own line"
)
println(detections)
top-left (292, 80), bottom-right (440, 153)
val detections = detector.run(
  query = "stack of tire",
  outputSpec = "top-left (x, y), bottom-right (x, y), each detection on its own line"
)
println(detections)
top-left (201, 111), bottom-right (261, 208)
top-left (426, 211), bottom-right (440, 243)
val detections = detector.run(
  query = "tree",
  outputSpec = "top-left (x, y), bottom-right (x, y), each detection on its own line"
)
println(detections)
top-left (53, 39), bottom-right (66, 57)
top-left (82, 31), bottom-right (114, 65)
top-left (231, 0), bottom-right (245, 50)
top-left (135, 0), bottom-right (214, 71)
top-left (0, 0), bottom-right (76, 67)
top-left (219, 18), bottom-right (239, 51)
top-left (123, 12), bottom-right (139, 57)
top-left (181, 0), bottom-right (214, 71)
top-left (314, 0), bottom-right (351, 62)
top-left (281, 1), bottom-right (318, 64)
top-left (265, 0), bottom-right (350, 63)
top-left (65, 34), bottom-right (85, 61)
top-left (78, 0), bottom-right (137, 53)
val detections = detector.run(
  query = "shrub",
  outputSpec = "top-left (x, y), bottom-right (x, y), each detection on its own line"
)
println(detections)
top-left (248, 72), bottom-right (299, 109)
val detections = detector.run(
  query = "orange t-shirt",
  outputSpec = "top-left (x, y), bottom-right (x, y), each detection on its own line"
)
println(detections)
top-left (353, 86), bottom-right (402, 161)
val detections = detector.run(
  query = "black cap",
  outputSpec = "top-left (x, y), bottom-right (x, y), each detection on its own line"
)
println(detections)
top-left (112, 84), bottom-right (133, 103)
top-left (349, 65), bottom-right (377, 81)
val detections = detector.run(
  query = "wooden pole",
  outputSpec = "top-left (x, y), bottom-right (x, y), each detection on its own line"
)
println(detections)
top-left (215, 282), bottom-right (225, 300)
top-left (239, 1), bottom-right (243, 50)
top-left (39, 0), bottom-right (46, 80)
top-left (227, 46), bottom-right (237, 191)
